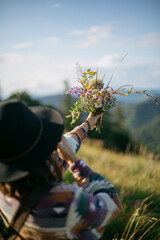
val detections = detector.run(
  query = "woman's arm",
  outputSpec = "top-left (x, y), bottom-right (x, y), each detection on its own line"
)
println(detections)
top-left (57, 134), bottom-right (122, 208)
top-left (57, 134), bottom-right (122, 239)
top-left (56, 113), bottom-right (103, 173)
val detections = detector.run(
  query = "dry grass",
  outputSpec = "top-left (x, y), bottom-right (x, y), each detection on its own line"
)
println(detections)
top-left (74, 138), bottom-right (160, 239)
top-left (77, 139), bottom-right (160, 195)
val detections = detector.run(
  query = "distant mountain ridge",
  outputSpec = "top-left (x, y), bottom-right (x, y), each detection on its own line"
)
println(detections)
top-left (40, 94), bottom-right (64, 109)
top-left (123, 96), bottom-right (160, 152)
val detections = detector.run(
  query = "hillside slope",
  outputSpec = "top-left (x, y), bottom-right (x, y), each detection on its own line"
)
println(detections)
top-left (123, 96), bottom-right (160, 151)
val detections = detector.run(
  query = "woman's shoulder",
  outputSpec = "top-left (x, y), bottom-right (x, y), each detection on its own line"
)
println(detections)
top-left (32, 182), bottom-right (82, 221)
top-left (49, 182), bottom-right (81, 193)
top-left (35, 182), bottom-right (82, 210)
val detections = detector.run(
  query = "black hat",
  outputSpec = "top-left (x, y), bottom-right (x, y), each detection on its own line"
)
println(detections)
top-left (0, 100), bottom-right (64, 183)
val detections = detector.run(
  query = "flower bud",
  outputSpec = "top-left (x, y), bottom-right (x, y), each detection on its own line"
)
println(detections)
top-left (89, 78), bottom-right (103, 88)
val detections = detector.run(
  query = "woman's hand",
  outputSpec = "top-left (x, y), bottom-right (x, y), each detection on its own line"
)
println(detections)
top-left (81, 112), bottom-right (103, 132)
top-left (57, 136), bottom-right (79, 165)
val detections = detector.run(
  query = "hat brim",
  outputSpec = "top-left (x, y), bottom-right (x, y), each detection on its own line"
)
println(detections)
top-left (0, 106), bottom-right (64, 183)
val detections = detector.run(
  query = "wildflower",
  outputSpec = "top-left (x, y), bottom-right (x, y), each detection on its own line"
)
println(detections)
top-left (88, 89), bottom-right (92, 93)
top-left (93, 94), bottom-right (98, 99)
top-left (66, 66), bottom-right (159, 133)
top-left (88, 70), bottom-right (96, 75)
top-left (81, 79), bottom-right (87, 84)
top-left (98, 96), bottom-right (103, 102)
top-left (91, 89), bottom-right (99, 95)
top-left (95, 102), bottom-right (102, 108)
top-left (92, 71), bottom-right (97, 75)
top-left (89, 79), bottom-right (103, 88)
top-left (100, 89), bottom-right (105, 94)
top-left (135, 199), bottom-right (141, 208)
top-left (72, 112), bottom-right (77, 116)
top-left (66, 88), bottom-right (73, 94)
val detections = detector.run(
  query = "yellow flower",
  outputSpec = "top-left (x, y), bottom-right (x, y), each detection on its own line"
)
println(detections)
top-left (81, 78), bottom-right (87, 84)
top-left (87, 86), bottom-right (91, 90)
top-left (92, 71), bottom-right (97, 75)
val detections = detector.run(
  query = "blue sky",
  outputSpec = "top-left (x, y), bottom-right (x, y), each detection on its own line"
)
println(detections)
top-left (0, 0), bottom-right (160, 98)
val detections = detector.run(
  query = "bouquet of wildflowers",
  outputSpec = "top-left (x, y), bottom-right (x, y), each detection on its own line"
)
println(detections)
top-left (66, 67), bottom-right (159, 132)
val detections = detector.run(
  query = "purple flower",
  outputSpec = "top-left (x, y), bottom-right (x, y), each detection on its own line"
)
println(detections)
top-left (100, 89), bottom-right (105, 94)
top-left (135, 199), bottom-right (141, 208)
top-left (88, 89), bottom-right (92, 93)
top-left (109, 87), bottom-right (114, 92)
top-left (86, 90), bottom-right (92, 95)
top-left (98, 96), bottom-right (103, 102)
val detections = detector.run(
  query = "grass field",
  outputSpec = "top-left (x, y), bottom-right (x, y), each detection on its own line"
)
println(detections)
top-left (64, 139), bottom-right (160, 239)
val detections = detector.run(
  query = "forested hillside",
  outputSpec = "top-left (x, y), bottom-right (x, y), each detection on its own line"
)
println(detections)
top-left (123, 96), bottom-right (160, 153)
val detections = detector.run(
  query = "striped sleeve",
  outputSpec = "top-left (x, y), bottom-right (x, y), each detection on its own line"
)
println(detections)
top-left (66, 159), bottom-right (122, 239)
top-left (56, 127), bottom-right (88, 173)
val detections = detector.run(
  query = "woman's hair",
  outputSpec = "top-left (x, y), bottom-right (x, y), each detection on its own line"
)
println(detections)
top-left (0, 153), bottom-right (62, 197)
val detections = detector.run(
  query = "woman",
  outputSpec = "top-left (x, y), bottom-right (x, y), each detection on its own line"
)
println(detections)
top-left (0, 100), bottom-right (122, 240)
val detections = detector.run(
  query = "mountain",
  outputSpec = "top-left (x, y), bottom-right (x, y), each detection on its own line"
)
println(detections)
top-left (136, 116), bottom-right (160, 148)
top-left (123, 96), bottom-right (160, 152)
top-left (39, 94), bottom-right (65, 109)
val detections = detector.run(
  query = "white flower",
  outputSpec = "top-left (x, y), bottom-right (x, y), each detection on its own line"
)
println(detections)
top-left (95, 101), bottom-right (102, 108)
top-left (93, 93), bottom-right (98, 99)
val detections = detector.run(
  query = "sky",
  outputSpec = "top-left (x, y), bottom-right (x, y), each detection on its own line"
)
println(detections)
top-left (0, 0), bottom-right (160, 98)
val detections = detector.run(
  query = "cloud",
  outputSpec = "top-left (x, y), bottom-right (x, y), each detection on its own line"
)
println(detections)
top-left (40, 37), bottom-right (60, 47)
top-left (51, 3), bottom-right (61, 8)
top-left (12, 37), bottom-right (60, 50)
top-left (137, 32), bottom-right (160, 49)
top-left (13, 42), bottom-right (34, 49)
top-left (70, 25), bottom-right (113, 48)
top-left (152, 68), bottom-right (160, 78)
top-left (92, 53), bottom-right (120, 69)
top-left (0, 52), bottom-right (24, 64)
top-left (0, 49), bottom-right (160, 99)
top-left (0, 52), bottom-right (47, 65)
top-left (0, 52), bottom-right (75, 98)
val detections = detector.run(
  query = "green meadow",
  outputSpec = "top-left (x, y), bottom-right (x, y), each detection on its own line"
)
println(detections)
top-left (64, 139), bottom-right (160, 240)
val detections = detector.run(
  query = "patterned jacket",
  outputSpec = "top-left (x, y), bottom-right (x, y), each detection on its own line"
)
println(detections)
top-left (0, 127), bottom-right (122, 240)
